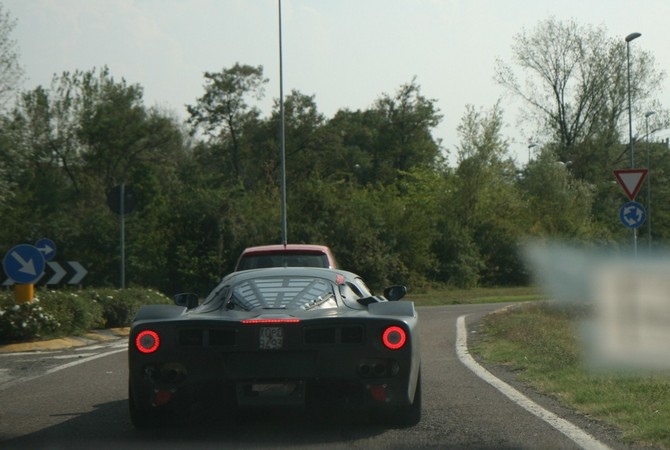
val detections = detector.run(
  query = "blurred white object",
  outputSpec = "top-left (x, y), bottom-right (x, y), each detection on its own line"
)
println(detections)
top-left (525, 243), bottom-right (670, 371)
top-left (591, 260), bottom-right (670, 370)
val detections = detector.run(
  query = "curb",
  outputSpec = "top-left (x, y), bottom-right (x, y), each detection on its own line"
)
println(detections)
top-left (0, 327), bottom-right (130, 353)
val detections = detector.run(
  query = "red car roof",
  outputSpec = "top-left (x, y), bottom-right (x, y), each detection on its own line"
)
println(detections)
top-left (241, 244), bottom-right (331, 254)
top-left (235, 244), bottom-right (337, 270)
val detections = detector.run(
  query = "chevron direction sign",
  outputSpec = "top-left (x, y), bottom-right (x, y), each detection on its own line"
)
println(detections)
top-left (2, 261), bottom-right (88, 286)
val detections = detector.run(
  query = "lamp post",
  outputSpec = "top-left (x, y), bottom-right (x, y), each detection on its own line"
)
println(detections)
top-left (625, 31), bottom-right (641, 254)
top-left (527, 143), bottom-right (537, 163)
top-left (626, 32), bottom-right (641, 167)
top-left (278, 0), bottom-right (287, 245)
top-left (645, 111), bottom-right (656, 253)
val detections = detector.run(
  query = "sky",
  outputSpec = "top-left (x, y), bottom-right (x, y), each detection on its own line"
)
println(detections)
top-left (3, 0), bottom-right (670, 165)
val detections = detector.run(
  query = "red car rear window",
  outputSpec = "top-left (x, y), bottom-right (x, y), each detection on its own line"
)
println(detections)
top-left (236, 252), bottom-right (329, 270)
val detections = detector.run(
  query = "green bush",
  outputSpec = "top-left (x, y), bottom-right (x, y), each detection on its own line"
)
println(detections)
top-left (90, 288), bottom-right (172, 328)
top-left (38, 290), bottom-right (104, 337)
top-left (0, 298), bottom-right (61, 342)
top-left (0, 287), bottom-right (172, 343)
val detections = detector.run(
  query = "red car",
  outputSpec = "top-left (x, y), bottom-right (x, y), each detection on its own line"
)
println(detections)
top-left (235, 244), bottom-right (337, 271)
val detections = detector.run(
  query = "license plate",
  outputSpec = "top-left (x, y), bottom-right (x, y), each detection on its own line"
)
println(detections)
top-left (259, 327), bottom-right (283, 349)
top-left (251, 383), bottom-right (296, 396)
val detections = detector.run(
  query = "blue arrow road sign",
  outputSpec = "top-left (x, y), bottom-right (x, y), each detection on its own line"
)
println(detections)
top-left (35, 238), bottom-right (57, 261)
top-left (2, 244), bottom-right (45, 284)
top-left (619, 201), bottom-right (646, 229)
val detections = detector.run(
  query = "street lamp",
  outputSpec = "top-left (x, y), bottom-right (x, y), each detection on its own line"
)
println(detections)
top-left (626, 32), bottom-right (641, 167)
top-left (645, 111), bottom-right (656, 253)
top-left (625, 31), bottom-right (641, 254)
top-left (527, 143), bottom-right (537, 163)
top-left (278, 0), bottom-right (287, 245)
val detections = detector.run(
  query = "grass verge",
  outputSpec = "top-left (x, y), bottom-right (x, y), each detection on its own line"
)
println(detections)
top-left (471, 301), bottom-right (670, 449)
top-left (411, 285), bottom-right (546, 306)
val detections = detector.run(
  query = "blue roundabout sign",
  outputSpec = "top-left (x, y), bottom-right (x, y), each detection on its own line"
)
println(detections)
top-left (619, 201), bottom-right (646, 229)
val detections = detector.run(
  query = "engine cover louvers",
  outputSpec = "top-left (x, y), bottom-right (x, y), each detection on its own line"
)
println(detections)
top-left (304, 326), bottom-right (364, 345)
top-left (178, 328), bottom-right (237, 347)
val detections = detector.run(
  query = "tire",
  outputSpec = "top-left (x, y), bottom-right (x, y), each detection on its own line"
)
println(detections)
top-left (397, 371), bottom-right (422, 427)
top-left (128, 380), bottom-right (161, 429)
top-left (381, 371), bottom-right (422, 428)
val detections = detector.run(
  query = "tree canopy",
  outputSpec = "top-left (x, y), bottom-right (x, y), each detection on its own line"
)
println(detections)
top-left (0, 3), bottom-right (22, 112)
top-left (496, 17), bottom-right (668, 181)
top-left (1, 14), bottom-right (669, 294)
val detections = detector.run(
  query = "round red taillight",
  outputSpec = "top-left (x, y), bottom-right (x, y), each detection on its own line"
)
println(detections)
top-left (382, 326), bottom-right (407, 350)
top-left (135, 330), bottom-right (160, 354)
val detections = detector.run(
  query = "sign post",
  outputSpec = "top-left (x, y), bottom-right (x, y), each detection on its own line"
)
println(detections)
top-left (614, 169), bottom-right (649, 255)
top-left (15, 284), bottom-right (34, 303)
top-left (107, 183), bottom-right (136, 289)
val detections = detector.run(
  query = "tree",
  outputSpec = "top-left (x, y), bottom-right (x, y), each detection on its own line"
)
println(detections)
top-left (323, 108), bottom-right (382, 185)
top-left (4, 61), bottom-right (630, 292)
top-left (0, 3), bottom-right (23, 208)
top-left (7, 67), bottom-right (175, 193)
top-left (279, 90), bottom-right (327, 179)
top-left (454, 102), bottom-right (517, 228)
top-left (315, 79), bottom-right (443, 187)
top-left (187, 64), bottom-right (268, 182)
top-left (445, 103), bottom-right (527, 285)
top-left (0, 3), bottom-right (23, 112)
top-left (2, 66), bottom-right (189, 288)
top-left (518, 147), bottom-right (596, 239)
top-left (496, 18), bottom-right (667, 180)
top-left (370, 78), bottom-right (443, 183)
top-left (250, 90), bottom-right (328, 191)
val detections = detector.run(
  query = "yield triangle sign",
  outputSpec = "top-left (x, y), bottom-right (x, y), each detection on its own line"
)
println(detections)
top-left (613, 168), bottom-right (648, 200)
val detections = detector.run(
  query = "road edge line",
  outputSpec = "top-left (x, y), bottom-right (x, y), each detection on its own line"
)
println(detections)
top-left (456, 314), bottom-right (611, 450)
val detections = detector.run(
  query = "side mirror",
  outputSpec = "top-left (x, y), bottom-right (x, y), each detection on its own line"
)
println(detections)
top-left (383, 285), bottom-right (407, 301)
top-left (173, 293), bottom-right (199, 309)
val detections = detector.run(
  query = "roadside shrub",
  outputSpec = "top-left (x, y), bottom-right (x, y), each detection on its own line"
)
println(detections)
top-left (91, 288), bottom-right (172, 328)
top-left (0, 287), bottom-right (172, 343)
top-left (38, 290), bottom-right (104, 336)
top-left (0, 298), bottom-right (61, 342)
top-left (0, 289), bottom-right (104, 343)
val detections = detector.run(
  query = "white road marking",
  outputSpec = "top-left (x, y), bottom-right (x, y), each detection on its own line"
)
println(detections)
top-left (0, 347), bottom-right (127, 391)
top-left (0, 369), bottom-right (11, 385)
top-left (43, 348), bottom-right (127, 376)
top-left (13, 355), bottom-right (90, 365)
top-left (13, 352), bottom-right (98, 363)
top-left (52, 353), bottom-right (97, 360)
top-left (76, 344), bottom-right (106, 351)
top-left (0, 350), bottom-right (60, 357)
top-left (456, 314), bottom-right (611, 450)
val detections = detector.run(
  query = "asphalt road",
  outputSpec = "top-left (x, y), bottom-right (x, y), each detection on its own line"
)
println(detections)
top-left (0, 304), bottom-right (638, 450)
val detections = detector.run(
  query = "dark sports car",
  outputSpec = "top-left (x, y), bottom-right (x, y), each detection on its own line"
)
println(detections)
top-left (128, 267), bottom-right (421, 427)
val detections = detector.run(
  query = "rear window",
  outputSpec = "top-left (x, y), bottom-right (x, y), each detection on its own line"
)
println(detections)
top-left (231, 276), bottom-right (336, 310)
top-left (236, 253), bottom-right (329, 270)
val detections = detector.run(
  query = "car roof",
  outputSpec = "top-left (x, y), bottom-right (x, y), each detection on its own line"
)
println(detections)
top-left (240, 244), bottom-right (332, 254)
top-left (235, 244), bottom-right (337, 270)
